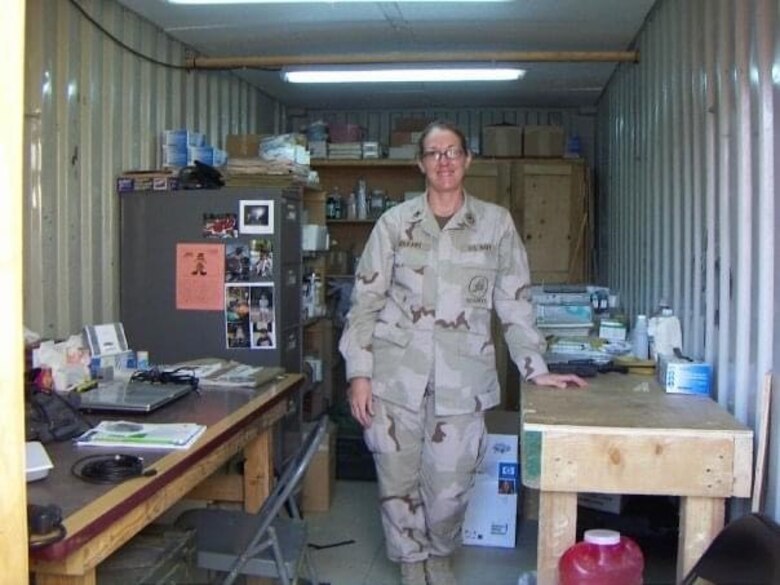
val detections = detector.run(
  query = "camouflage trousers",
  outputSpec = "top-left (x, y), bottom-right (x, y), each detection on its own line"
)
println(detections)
top-left (363, 389), bottom-right (487, 563)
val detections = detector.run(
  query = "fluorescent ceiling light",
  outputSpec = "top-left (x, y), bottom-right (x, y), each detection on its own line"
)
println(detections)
top-left (169, 0), bottom-right (508, 4)
top-left (283, 68), bottom-right (526, 83)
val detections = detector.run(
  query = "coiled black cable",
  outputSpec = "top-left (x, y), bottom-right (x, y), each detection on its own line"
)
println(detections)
top-left (71, 453), bottom-right (157, 484)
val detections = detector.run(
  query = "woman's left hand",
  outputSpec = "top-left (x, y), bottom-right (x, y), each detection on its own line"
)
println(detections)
top-left (531, 372), bottom-right (588, 389)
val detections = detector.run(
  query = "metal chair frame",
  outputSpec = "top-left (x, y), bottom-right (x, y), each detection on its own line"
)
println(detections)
top-left (680, 512), bottom-right (780, 585)
top-left (178, 415), bottom-right (329, 585)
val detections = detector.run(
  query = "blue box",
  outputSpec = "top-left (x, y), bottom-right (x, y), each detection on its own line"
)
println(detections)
top-left (658, 356), bottom-right (713, 396)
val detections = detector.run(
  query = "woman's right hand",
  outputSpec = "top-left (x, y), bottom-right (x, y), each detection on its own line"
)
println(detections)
top-left (348, 377), bottom-right (374, 428)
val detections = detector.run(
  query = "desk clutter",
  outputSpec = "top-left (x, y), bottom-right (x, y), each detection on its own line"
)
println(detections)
top-left (533, 285), bottom-right (712, 396)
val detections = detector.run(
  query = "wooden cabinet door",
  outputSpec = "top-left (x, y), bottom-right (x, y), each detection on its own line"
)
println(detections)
top-left (511, 160), bottom-right (588, 284)
top-left (464, 159), bottom-right (511, 208)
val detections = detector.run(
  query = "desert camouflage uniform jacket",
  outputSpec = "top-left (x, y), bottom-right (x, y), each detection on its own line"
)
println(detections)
top-left (339, 191), bottom-right (548, 415)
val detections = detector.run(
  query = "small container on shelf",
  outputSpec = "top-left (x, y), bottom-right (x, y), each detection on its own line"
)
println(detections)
top-left (369, 190), bottom-right (386, 219)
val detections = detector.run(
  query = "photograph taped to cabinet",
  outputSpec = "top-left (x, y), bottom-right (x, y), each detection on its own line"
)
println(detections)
top-left (224, 283), bottom-right (277, 349)
top-left (249, 238), bottom-right (274, 280)
top-left (202, 212), bottom-right (238, 239)
top-left (239, 199), bottom-right (274, 235)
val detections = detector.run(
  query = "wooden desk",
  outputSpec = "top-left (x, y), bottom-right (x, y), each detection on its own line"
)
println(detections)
top-left (520, 374), bottom-right (753, 585)
top-left (28, 374), bottom-right (303, 585)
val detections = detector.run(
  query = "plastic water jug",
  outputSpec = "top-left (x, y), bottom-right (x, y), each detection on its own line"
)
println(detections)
top-left (648, 307), bottom-right (682, 360)
top-left (559, 529), bottom-right (644, 585)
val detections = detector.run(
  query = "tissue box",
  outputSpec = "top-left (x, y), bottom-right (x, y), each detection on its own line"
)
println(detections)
top-left (657, 356), bottom-right (713, 396)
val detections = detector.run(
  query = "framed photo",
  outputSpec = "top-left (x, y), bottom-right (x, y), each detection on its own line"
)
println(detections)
top-left (239, 200), bottom-right (274, 235)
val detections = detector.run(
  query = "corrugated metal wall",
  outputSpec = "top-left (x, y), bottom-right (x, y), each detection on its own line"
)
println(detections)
top-left (597, 0), bottom-right (779, 519)
top-left (290, 109), bottom-right (596, 163)
top-left (23, 0), bottom-right (281, 339)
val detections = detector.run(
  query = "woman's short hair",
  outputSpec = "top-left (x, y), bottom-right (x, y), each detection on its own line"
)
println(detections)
top-left (416, 120), bottom-right (469, 158)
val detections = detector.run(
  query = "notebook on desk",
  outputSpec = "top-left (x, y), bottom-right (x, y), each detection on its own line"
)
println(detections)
top-left (76, 379), bottom-right (195, 413)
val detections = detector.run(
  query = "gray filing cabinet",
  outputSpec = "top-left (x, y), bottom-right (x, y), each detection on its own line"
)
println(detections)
top-left (119, 186), bottom-right (303, 372)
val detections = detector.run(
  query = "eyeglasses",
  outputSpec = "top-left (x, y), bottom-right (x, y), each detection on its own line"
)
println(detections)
top-left (420, 147), bottom-right (465, 162)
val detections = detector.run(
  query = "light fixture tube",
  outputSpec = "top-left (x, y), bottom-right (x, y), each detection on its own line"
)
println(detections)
top-left (169, 1), bottom-right (508, 4)
top-left (283, 68), bottom-right (525, 84)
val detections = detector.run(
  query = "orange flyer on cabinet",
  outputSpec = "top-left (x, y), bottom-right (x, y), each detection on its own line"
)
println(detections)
top-left (176, 243), bottom-right (225, 310)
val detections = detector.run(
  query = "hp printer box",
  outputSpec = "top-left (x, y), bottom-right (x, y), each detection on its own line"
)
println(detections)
top-left (657, 355), bottom-right (713, 396)
top-left (463, 411), bottom-right (519, 548)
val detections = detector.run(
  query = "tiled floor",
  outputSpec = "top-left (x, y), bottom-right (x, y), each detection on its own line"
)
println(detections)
top-left (305, 480), bottom-right (678, 585)
top-left (305, 480), bottom-right (537, 585)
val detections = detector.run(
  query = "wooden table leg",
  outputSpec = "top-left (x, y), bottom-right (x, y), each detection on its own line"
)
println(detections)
top-left (677, 496), bottom-right (725, 582)
top-left (537, 491), bottom-right (577, 585)
top-left (242, 427), bottom-right (274, 513)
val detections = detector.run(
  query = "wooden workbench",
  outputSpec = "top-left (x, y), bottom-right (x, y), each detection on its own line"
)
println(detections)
top-left (28, 374), bottom-right (302, 585)
top-left (521, 373), bottom-right (753, 584)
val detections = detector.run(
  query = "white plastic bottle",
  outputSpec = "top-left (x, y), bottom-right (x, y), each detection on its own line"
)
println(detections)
top-left (632, 314), bottom-right (649, 360)
top-left (346, 191), bottom-right (357, 219)
top-left (648, 302), bottom-right (682, 360)
top-left (356, 178), bottom-right (368, 220)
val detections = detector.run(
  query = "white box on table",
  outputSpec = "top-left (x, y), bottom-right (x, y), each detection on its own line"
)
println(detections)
top-left (657, 355), bottom-right (713, 396)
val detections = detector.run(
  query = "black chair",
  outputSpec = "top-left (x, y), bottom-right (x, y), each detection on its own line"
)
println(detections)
top-left (680, 513), bottom-right (780, 585)
top-left (177, 416), bottom-right (329, 585)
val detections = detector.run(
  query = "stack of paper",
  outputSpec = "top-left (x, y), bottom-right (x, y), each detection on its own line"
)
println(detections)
top-left (75, 421), bottom-right (206, 450)
top-left (170, 359), bottom-right (286, 389)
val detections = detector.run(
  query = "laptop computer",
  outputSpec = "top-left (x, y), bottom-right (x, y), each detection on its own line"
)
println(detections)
top-left (76, 379), bottom-right (195, 413)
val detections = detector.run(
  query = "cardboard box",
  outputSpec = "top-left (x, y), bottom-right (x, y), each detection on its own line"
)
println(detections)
top-left (390, 130), bottom-right (423, 147)
top-left (388, 145), bottom-right (418, 159)
top-left (463, 410), bottom-right (520, 548)
top-left (225, 133), bottom-right (265, 158)
top-left (329, 122), bottom-right (363, 143)
top-left (657, 355), bottom-right (713, 396)
top-left (394, 118), bottom-right (431, 132)
top-left (302, 421), bottom-right (337, 512)
top-left (523, 125), bottom-right (565, 158)
top-left (482, 125), bottom-right (524, 157)
top-left (116, 170), bottom-right (179, 193)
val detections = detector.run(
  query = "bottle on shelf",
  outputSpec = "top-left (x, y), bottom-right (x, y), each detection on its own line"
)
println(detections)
top-left (632, 314), bottom-right (649, 360)
top-left (346, 191), bottom-right (357, 220)
top-left (647, 299), bottom-right (683, 360)
top-left (370, 189), bottom-right (386, 219)
top-left (326, 186), bottom-right (342, 220)
top-left (355, 177), bottom-right (368, 220)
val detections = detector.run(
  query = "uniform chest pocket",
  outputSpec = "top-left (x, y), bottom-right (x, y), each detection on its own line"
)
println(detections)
top-left (460, 265), bottom-right (496, 310)
top-left (393, 247), bottom-right (429, 290)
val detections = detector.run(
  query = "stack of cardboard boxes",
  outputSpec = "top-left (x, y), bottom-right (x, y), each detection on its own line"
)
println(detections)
top-left (389, 118), bottom-right (431, 159)
top-left (481, 124), bottom-right (566, 158)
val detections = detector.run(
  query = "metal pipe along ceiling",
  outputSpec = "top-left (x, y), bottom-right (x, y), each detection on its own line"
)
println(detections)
top-left (185, 51), bottom-right (640, 69)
